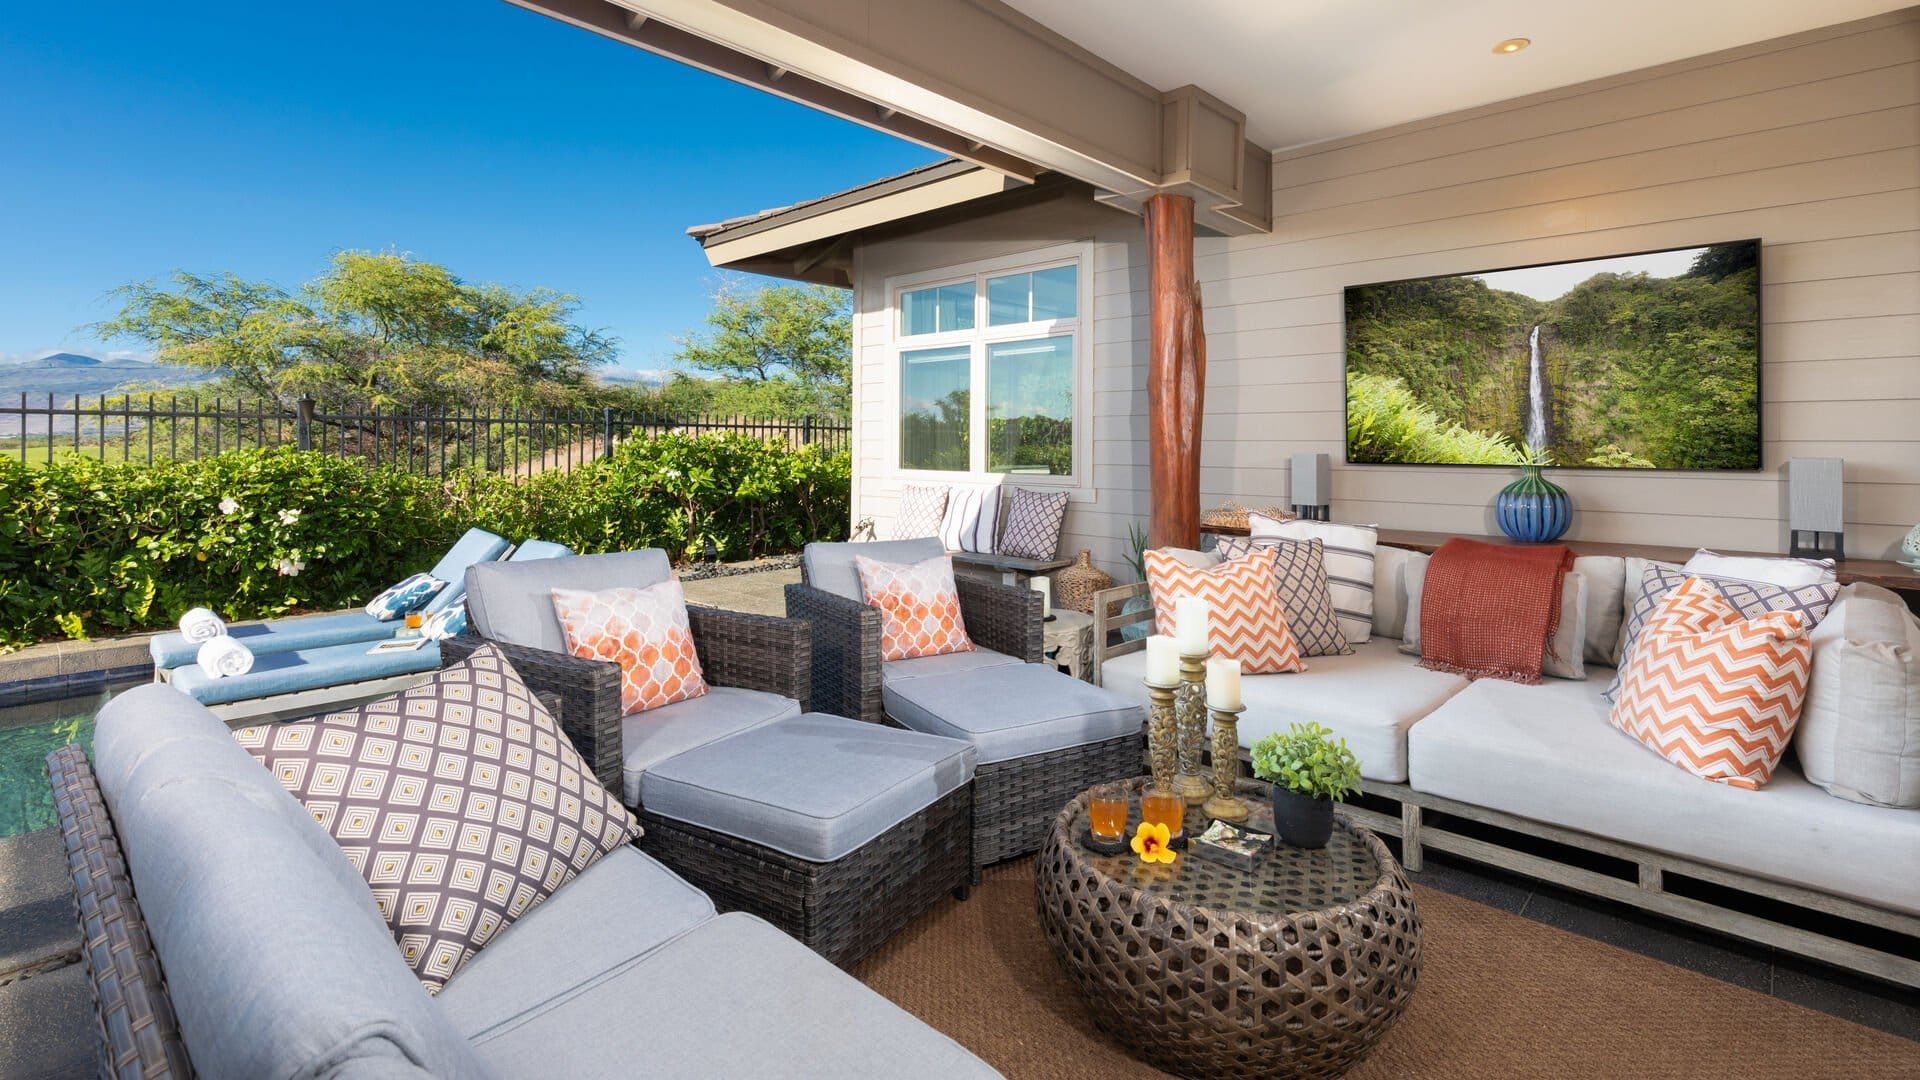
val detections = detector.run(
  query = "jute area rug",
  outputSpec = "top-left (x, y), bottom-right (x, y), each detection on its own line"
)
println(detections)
top-left (852, 859), bottom-right (1920, 1080)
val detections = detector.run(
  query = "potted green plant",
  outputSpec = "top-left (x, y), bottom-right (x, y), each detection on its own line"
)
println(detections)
top-left (1250, 722), bottom-right (1361, 849)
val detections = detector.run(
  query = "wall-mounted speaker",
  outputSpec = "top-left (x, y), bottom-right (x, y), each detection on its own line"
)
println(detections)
top-left (1290, 453), bottom-right (1331, 522)
top-left (1787, 457), bottom-right (1844, 559)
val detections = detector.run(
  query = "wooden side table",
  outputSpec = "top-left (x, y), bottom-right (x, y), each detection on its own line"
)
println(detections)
top-left (1042, 610), bottom-right (1094, 681)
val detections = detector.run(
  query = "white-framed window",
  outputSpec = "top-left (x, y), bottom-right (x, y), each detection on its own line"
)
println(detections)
top-left (886, 242), bottom-right (1093, 494)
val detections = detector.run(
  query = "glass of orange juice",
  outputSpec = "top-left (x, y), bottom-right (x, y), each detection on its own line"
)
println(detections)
top-left (1140, 784), bottom-right (1185, 842)
top-left (1089, 782), bottom-right (1129, 841)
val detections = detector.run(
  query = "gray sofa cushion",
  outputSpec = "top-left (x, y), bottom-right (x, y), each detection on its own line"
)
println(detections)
top-left (92, 685), bottom-right (495, 1079)
top-left (1103, 640), bottom-right (1467, 784)
top-left (466, 549), bottom-right (672, 654)
top-left (803, 538), bottom-right (945, 601)
top-left (466, 912), bottom-right (1002, 1079)
top-left (882, 663), bottom-right (1143, 765)
top-left (883, 647), bottom-right (1024, 684)
top-left (639, 713), bottom-right (976, 861)
top-left (1407, 674), bottom-right (1920, 916)
top-left (437, 847), bottom-right (715, 1040)
top-left (620, 686), bottom-right (801, 805)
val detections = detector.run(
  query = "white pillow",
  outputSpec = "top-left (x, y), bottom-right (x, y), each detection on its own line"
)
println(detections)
top-left (1573, 555), bottom-right (1627, 668)
top-left (1683, 549), bottom-right (1836, 588)
top-left (1373, 545), bottom-right (1418, 640)
top-left (939, 482), bottom-right (1002, 553)
top-left (1250, 513), bottom-right (1377, 644)
top-left (1798, 584), bottom-right (1920, 808)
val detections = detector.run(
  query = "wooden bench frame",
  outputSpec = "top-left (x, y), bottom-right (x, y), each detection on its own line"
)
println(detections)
top-left (1089, 579), bottom-right (1920, 989)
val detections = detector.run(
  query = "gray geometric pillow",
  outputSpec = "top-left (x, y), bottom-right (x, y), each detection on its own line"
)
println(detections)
top-left (892, 483), bottom-right (949, 540)
top-left (997, 487), bottom-right (1069, 559)
top-left (1216, 536), bottom-right (1352, 657)
top-left (1606, 563), bottom-right (1839, 701)
top-left (234, 644), bottom-right (641, 993)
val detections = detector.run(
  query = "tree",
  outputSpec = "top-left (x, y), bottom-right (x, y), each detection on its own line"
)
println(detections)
top-left (672, 282), bottom-right (850, 418)
top-left (95, 251), bottom-right (617, 411)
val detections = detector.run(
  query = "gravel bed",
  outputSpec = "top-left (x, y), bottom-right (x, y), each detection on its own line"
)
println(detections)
top-left (675, 555), bottom-right (801, 582)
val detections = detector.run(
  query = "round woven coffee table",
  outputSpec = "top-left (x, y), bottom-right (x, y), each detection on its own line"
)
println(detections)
top-left (1035, 779), bottom-right (1421, 1080)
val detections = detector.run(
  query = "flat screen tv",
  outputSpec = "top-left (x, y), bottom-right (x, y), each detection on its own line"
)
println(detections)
top-left (1343, 239), bottom-right (1761, 470)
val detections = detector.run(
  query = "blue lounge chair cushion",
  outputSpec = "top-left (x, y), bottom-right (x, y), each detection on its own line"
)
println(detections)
top-left (507, 538), bottom-right (574, 562)
top-left (422, 528), bottom-right (513, 614)
top-left (169, 637), bottom-right (443, 707)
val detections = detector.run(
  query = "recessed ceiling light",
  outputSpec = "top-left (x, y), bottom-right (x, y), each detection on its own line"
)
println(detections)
top-left (1492, 37), bottom-right (1531, 55)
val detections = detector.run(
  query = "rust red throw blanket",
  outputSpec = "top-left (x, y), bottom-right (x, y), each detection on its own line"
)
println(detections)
top-left (1418, 538), bottom-right (1574, 684)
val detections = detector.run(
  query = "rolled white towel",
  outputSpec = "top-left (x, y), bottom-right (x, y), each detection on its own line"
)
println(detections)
top-left (196, 636), bottom-right (254, 679)
top-left (178, 607), bottom-right (227, 643)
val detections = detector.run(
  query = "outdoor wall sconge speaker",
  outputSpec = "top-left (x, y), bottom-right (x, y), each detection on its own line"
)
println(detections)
top-left (1787, 457), bottom-right (1844, 559)
top-left (1290, 453), bottom-right (1331, 521)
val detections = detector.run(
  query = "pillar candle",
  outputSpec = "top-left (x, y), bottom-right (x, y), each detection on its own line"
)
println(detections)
top-left (1031, 576), bottom-right (1052, 619)
top-left (1174, 597), bottom-right (1211, 655)
top-left (1145, 634), bottom-right (1179, 684)
top-left (1205, 657), bottom-right (1242, 711)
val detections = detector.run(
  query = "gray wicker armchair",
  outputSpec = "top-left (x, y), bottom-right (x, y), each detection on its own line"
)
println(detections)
top-left (787, 540), bottom-right (1143, 867)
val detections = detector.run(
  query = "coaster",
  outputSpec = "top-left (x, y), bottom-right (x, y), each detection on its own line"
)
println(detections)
top-left (1080, 829), bottom-right (1128, 855)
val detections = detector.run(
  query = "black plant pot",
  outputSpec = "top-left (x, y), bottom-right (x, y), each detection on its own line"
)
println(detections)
top-left (1270, 786), bottom-right (1334, 849)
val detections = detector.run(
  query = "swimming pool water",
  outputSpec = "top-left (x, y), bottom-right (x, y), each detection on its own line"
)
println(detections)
top-left (0, 679), bottom-right (142, 837)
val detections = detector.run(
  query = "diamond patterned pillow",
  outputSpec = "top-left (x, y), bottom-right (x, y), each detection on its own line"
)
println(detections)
top-left (998, 487), bottom-right (1069, 559)
top-left (1609, 562), bottom-right (1837, 701)
top-left (1144, 546), bottom-right (1307, 674)
top-left (1610, 576), bottom-right (1812, 789)
top-left (893, 482), bottom-right (950, 540)
top-left (854, 553), bottom-right (975, 662)
top-left (233, 643), bottom-right (641, 994)
top-left (1215, 536), bottom-right (1352, 657)
top-left (551, 580), bottom-right (708, 715)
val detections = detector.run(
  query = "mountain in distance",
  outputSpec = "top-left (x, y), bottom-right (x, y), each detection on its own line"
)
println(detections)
top-left (0, 352), bottom-right (212, 402)
top-left (598, 367), bottom-right (671, 388)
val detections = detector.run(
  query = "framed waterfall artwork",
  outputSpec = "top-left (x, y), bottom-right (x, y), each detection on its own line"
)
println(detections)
top-left (1342, 239), bottom-right (1762, 470)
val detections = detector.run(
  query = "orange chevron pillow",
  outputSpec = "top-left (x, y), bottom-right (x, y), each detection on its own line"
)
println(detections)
top-left (1144, 547), bottom-right (1307, 674)
top-left (1609, 576), bottom-right (1812, 789)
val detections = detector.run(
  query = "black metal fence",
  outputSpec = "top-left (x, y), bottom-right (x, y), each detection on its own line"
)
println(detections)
top-left (0, 394), bottom-right (850, 477)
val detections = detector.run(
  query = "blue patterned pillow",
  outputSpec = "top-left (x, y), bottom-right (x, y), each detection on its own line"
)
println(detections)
top-left (364, 572), bottom-right (447, 621)
top-left (421, 603), bottom-right (467, 641)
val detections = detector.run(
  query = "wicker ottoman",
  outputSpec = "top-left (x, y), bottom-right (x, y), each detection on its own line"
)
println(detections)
top-left (636, 712), bottom-right (976, 968)
top-left (1036, 779), bottom-right (1422, 1080)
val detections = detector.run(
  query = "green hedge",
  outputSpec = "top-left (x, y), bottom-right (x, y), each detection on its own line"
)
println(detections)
top-left (0, 435), bottom-right (850, 649)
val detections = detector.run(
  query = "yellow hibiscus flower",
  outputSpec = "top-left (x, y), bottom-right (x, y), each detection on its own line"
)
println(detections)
top-left (1130, 820), bottom-right (1176, 864)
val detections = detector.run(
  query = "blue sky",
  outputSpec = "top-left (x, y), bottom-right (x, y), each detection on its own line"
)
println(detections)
top-left (0, 0), bottom-right (935, 374)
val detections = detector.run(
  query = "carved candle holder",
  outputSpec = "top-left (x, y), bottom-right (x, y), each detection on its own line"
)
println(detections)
top-left (1143, 679), bottom-right (1180, 793)
top-left (1174, 653), bottom-right (1213, 805)
top-left (1203, 704), bottom-right (1251, 823)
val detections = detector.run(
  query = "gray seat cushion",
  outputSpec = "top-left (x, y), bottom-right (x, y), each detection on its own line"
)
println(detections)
top-left (1407, 675), bottom-right (1920, 915)
top-left (465, 549), bottom-right (672, 654)
top-left (437, 847), bottom-right (714, 1040)
top-left (92, 685), bottom-right (494, 1079)
top-left (803, 537), bottom-right (946, 601)
top-left (639, 713), bottom-right (976, 861)
top-left (883, 647), bottom-right (1024, 684)
top-left (1102, 639), bottom-right (1469, 784)
top-left (883, 664), bottom-right (1144, 765)
top-left (465, 912), bottom-right (1002, 1079)
top-left (621, 687), bottom-right (801, 805)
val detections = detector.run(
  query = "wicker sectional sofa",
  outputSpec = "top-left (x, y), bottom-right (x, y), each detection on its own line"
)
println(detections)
top-left (1093, 552), bottom-right (1920, 989)
top-left (50, 686), bottom-right (1000, 1079)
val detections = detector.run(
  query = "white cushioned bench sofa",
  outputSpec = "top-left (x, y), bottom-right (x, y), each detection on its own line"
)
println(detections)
top-left (1093, 542), bottom-right (1920, 988)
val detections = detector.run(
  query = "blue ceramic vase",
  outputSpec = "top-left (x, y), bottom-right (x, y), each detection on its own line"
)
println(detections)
top-left (1495, 465), bottom-right (1571, 543)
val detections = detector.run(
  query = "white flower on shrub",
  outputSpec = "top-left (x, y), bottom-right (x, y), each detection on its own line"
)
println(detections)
top-left (277, 508), bottom-right (302, 525)
top-left (276, 554), bottom-right (305, 577)
top-left (219, 497), bottom-right (240, 515)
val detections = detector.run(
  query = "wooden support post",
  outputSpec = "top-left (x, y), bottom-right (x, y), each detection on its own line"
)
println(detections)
top-left (1143, 193), bottom-right (1202, 550)
top-left (1400, 801), bottom-right (1424, 872)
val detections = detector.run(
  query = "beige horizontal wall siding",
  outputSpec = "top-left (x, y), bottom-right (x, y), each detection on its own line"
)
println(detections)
top-left (1202, 9), bottom-right (1920, 558)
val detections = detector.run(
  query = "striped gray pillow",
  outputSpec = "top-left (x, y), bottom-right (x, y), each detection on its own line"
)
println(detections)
top-left (1217, 536), bottom-right (1352, 657)
top-left (1249, 513), bottom-right (1378, 644)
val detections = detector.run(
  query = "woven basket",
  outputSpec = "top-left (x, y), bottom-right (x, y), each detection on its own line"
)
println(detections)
top-left (1053, 549), bottom-right (1112, 614)
top-left (1201, 501), bottom-right (1296, 531)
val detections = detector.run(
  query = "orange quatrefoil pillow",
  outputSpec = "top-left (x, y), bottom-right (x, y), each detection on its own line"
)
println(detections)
top-left (1143, 546), bottom-right (1306, 675)
top-left (550, 580), bottom-right (708, 714)
top-left (854, 553), bottom-right (975, 662)
top-left (1609, 575), bottom-right (1812, 789)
